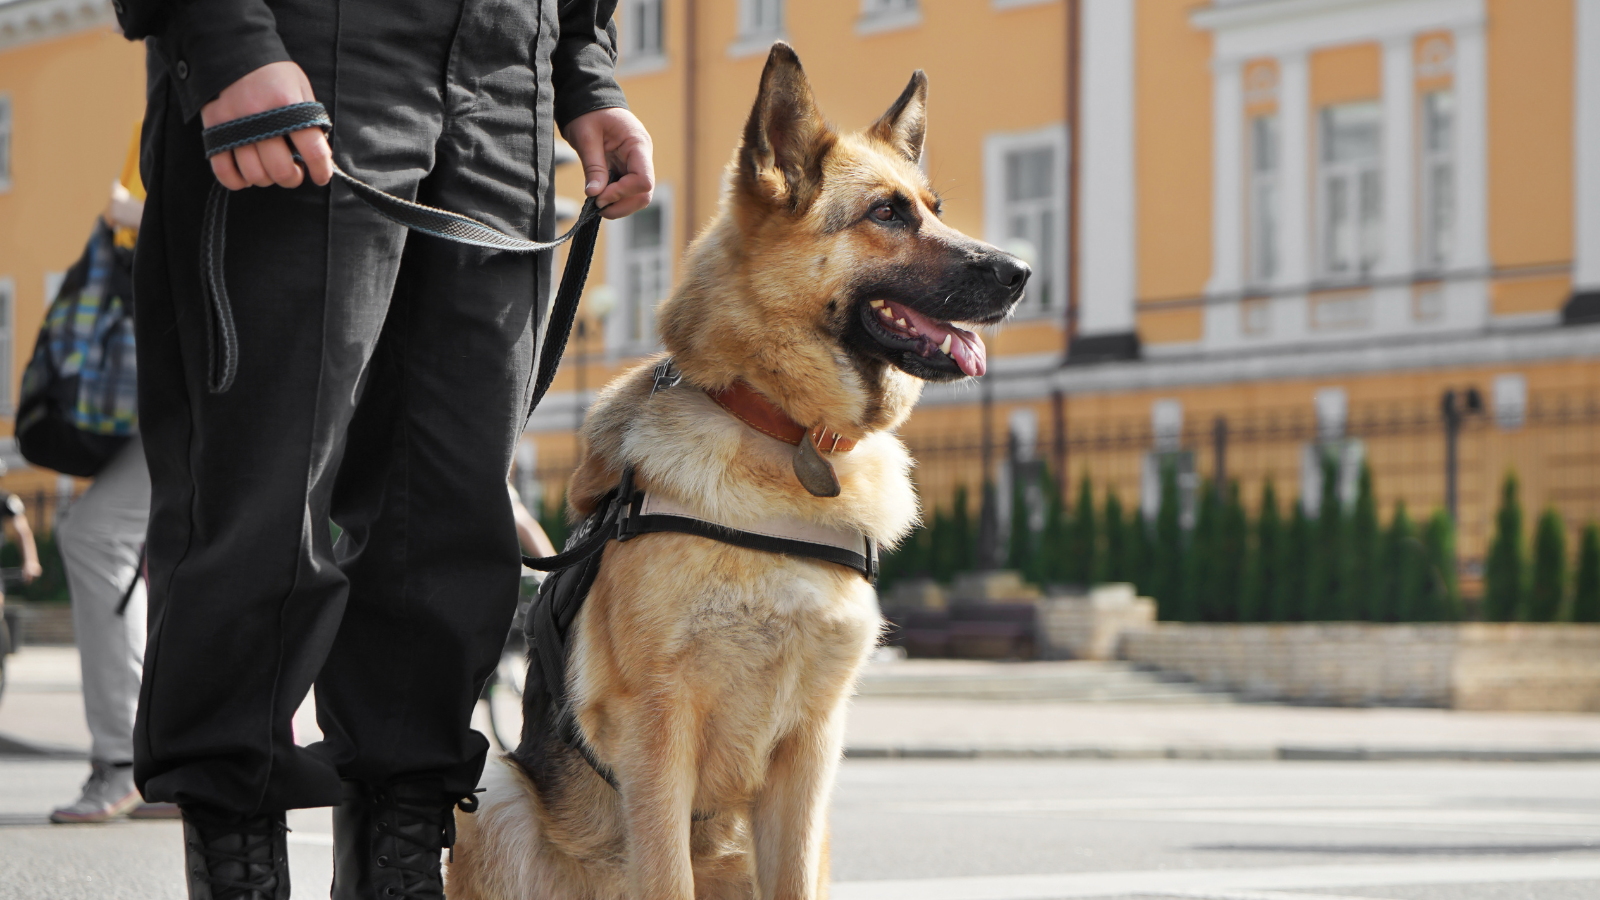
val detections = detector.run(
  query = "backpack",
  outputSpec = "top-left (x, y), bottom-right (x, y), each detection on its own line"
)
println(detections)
top-left (15, 221), bottom-right (138, 477)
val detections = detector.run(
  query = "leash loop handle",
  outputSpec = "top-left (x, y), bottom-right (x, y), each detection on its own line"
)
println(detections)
top-left (197, 101), bottom-right (604, 399)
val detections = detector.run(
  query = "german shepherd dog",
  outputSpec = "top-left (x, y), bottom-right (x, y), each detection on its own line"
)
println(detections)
top-left (448, 43), bottom-right (1027, 900)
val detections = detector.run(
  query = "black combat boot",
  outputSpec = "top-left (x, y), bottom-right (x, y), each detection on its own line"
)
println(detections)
top-left (180, 807), bottom-right (290, 900)
top-left (332, 779), bottom-right (478, 900)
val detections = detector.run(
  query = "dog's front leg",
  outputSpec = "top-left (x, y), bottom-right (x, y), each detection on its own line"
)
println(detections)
top-left (752, 709), bottom-right (846, 900)
top-left (616, 698), bottom-right (700, 900)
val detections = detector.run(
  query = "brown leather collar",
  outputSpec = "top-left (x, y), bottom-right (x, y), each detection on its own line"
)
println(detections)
top-left (706, 381), bottom-right (856, 453)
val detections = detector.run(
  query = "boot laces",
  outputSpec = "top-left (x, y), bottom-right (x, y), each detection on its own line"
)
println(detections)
top-left (372, 791), bottom-right (481, 899)
top-left (187, 811), bottom-right (286, 900)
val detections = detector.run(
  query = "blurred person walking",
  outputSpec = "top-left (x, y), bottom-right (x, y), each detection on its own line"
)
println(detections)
top-left (35, 138), bottom-right (168, 824)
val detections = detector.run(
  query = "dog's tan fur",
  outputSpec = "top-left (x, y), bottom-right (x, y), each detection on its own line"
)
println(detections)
top-left (449, 43), bottom-right (1018, 900)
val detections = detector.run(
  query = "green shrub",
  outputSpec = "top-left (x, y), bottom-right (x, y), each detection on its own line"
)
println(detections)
top-left (1306, 455), bottom-right (1344, 620)
top-left (1038, 469), bottom-right (1069, 587)
top-left (1152, 461), bottom-right (1184, 620)
top-left (1065, 474), bottom-right (1099, 586)
top-left (1241, 480), bottom-right (1283, 622)
top-left (1420, 510), bottom-right (1460, 621)
top-left (1103, 489), bottom-right (1129, 584)
top-left (1341, 464), bottom-right (1379, 620)
top-left (1484, 472), bottom-right (1525, 621)
top-left (1207, 481), bottom-right (1247, 622)
top-left (1573, 523), bottom-right (1600, 623)
top-left (1006, 468), bottom-right (1036, 576)
top-left (1377, 502), bottom-right (1422, 622)
top-left (1276, 502), bottom-right (1312, 622)
top-left (1128, 508), bottom-right (1154, 599)
top-left (1181, 478), bottom-right (1219, 622)
top-left (1528, 508), bottom-right (1567, 622)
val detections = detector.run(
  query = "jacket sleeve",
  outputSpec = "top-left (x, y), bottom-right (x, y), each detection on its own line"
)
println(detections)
top-left (553, 0), bottom-right (629, 129)
top-left (115, 0), bottom-right (292, 123)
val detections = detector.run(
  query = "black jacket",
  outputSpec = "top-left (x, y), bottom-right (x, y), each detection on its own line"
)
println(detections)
top-left (115, 0), bottom-right (626, 126)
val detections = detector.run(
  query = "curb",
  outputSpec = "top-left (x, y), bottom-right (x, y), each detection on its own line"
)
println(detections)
top-left (844, 744), bottom-right (1600, 762)
top-left (0, 731), bottom-right (89, 760)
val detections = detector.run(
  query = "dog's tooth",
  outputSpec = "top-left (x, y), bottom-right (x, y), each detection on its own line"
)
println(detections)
top-left (896, 318), bottom-right (907, 327)
top-left (880, 308), bottom-right (894, 319)
top-left (869, 299), bottom-right (885, 308)
top-left (940, 335), bottom-right (953, 354)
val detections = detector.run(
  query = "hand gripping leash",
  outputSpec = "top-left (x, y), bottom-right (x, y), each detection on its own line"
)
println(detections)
top-left (198, 101), bottom-right (602, 413)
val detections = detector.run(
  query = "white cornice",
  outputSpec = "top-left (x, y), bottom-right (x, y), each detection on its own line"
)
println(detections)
top-left (1192, 0), bottom-right (1484, 63)
top-left (0, 0), bottom-right (115, 54)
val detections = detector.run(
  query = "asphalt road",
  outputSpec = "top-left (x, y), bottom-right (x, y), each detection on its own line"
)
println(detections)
top-left (4, 757), bottom-right (1598, 899)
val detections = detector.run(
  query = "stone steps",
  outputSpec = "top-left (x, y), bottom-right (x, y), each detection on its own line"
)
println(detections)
top-left (855, 660), bottom-right (1239, 704)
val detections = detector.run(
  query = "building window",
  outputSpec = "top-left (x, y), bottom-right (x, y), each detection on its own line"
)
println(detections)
top-left (0, 94), bottom-right (12, 192)
top-left (1419, 90), bottom-right (1455, 272)
top-left (864, 0), bottom-right (917, 13)
top-left (859, 0), bottom-right (920, 33)
top-left (1318, 102), bottom-right (1382, 280)
top-left (0, 277), bottom-right (12, 414)
top-left (620, 0), bottom-right (665, 64)
top-left (985, 127), bottom-right (1068, 319)
top-left (740, 0), bottom-right (784, 38)
top-left (607, 188), bottom-right (672, 353)
top-left (1248, 114), bottom-right (1280, 285)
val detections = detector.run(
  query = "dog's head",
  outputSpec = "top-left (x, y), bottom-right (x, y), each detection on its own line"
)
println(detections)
top-left (659, 43), bottom-right (1028, 434)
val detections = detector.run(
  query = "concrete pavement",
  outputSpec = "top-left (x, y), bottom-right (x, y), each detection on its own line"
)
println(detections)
top-left (6, 648), bottom-right (1600, 899)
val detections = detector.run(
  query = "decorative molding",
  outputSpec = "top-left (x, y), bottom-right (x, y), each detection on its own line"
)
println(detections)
top-left (0, 0), bottom-right (114, 54)
top-left (1192, 0), bottom-right (1484, 64)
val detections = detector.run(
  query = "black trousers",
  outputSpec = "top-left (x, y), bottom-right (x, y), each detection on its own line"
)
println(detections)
top-left (133, 0), bottom-right (561, 814)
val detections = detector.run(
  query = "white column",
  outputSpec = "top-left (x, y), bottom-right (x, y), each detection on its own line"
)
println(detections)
top-left (1453, 23), bottom-right (1490, 273)
top-left (1576, 0), bottom-right (1600, 291)
top-left (1277, 51), bottom-right (1311, 288)
top-left (1379, 35), bottom-right (1415, 278)
top-left (1206, 58), bottom-right (1244, 297)
top-left (1078, 0), bottom-right (1137, 335)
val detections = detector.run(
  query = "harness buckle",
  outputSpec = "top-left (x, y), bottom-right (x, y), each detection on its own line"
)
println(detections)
top-left (865, 537), bottom-right (879, 584)
top-left (613, 467), bottom-right (644, 542)
top-left (650, 358), bottom-right (682, 397)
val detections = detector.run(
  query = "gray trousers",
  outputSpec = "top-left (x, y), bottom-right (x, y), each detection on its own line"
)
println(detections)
top-left (59, 437), bottom-right (150, 765)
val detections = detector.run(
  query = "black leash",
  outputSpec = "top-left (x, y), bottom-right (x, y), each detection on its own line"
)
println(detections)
top-left (199, 101), bottom-right (603, 408)
top-left (114, 543), bottom-right (146, 617)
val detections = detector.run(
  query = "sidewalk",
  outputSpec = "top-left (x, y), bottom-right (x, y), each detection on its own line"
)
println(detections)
top-left (6, 648), bottom-right (1600, 762)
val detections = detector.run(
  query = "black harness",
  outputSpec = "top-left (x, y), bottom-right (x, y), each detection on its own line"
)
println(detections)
top-left (514, 395), bottom-right (879, 789)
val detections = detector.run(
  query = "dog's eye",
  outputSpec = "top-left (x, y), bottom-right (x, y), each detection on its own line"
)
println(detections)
top-left (870, 203), bottom-right (897, 223)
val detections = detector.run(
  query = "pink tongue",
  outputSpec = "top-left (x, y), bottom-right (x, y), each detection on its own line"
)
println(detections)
top-left (891, 302), bottom-right (988, 377)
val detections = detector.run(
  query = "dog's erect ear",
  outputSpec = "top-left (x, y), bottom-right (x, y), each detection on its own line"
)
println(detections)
top-left (869, 70), bottom-right (928, 165)
top-left (739, 43), bottom-right (832, 209)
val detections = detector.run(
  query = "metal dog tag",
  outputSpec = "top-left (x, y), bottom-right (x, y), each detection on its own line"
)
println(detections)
top-left (793, 431), bottom-right (841, 498)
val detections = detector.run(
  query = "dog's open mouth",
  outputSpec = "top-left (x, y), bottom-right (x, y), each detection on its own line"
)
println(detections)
top-left (861, 299), bottom-right (988, 377)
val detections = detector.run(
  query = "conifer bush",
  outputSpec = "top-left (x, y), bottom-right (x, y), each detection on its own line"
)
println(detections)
top-left (1181, 478), bottom-right (1219, 622)
top-left (1377, 502), bottom-right (1425, 623)
top-left (1241, 480), bottom-right (1283, 622)
top-left (1574, 523), bottom-right (1600, 624)
top-left (1277, 502), bottom-right (1312, 622)
top-left (1484, 472), bottom-right (1525, 622)
top-left (1039, 469), bottom-right (1069, 587)
top-left (1211, 481), bottom-right (1247, 622)
top-left (1342, 464), bottom-right (1379, 620)
top-left (1306, 456), bottom-right (1344, 620)
top-left (1103, 489), bottom-right (1128, 584)
top-left (1153, 462), bottom-right (1185, 620)
top-left (1066, 474), bottom-right (1099, 586)
top-left (1128, 507), bottom-right (1154, 599)
top-left (1421, 510), bottom-right (1460, 621)
top-left (1528, 508), bottom-right (1567, 622)
top-left (1006, 467), bottom-right (1035, 576)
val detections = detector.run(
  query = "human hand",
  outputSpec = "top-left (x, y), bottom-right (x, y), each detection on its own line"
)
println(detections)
top-left (561, 107), bottom-right (654, 219)
top-left (102, 181), bottom-right (144, 230)
top-left (21, 560), bottom-right (41, 584)
top-left (200, 61), bottom-right (334, 191)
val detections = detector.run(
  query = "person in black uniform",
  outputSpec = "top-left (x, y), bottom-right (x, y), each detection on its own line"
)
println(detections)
top-left (111, 1), bottom-right (653, 897)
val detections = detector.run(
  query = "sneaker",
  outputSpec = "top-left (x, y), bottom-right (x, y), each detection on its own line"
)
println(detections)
top-left (49, 760), bottom-right (140, 824)
top-left (130, 801), bottom-right (182, 820)
top-left (182, 807), bottom-right (290, 900)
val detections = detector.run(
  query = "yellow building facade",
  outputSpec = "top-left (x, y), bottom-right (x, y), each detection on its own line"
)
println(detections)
top-left (1, 0), bottom-right (1597, 568)
top-left (527, 0), bottom-right (1600, 570)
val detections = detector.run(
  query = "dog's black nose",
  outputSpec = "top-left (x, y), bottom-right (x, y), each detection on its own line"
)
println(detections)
top-left (989, 254), bottom-right (1031, 289)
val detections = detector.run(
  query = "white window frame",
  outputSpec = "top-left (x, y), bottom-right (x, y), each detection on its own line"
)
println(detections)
top-left (984, 125), bottom-right (1069, 320)
top-left (618, 0), bottom-right (667, 76)
top-left (739, 0), bottom-right (784, 39)
top-left (604, 184), bottom-right (674, 355)
top-left (1419, 88), bottom-right (1456, 274)
top-left (859, 0), bottom-right (920, 35)
top-left (1317, 101), bottom-right (1384, 282)
top-left (1247, 113), bottom-right (1280, 286)
top-left (0, 277), bottom-right (13, 416)
top-left (0, 94), bottom-right (12, 193)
